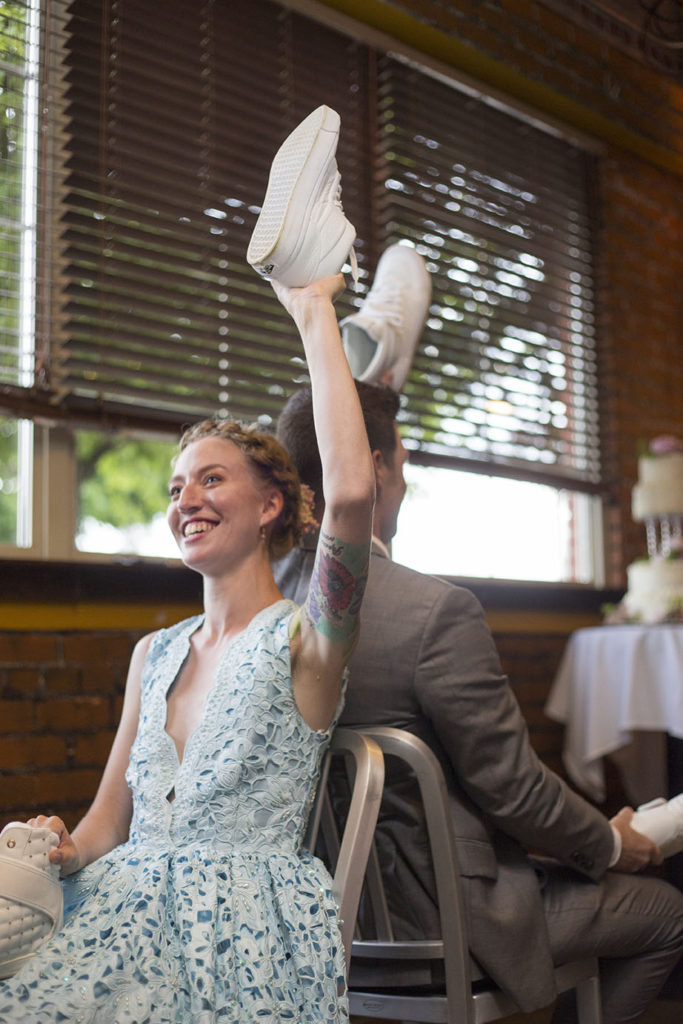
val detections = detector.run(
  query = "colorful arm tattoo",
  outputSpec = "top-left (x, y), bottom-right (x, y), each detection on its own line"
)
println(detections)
top-left (304, 530), bottom-right (369, 653)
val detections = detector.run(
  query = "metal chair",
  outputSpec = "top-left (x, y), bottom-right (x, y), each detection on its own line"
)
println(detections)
top-left (347, 726), bottom-right (602, 1024)
top-left (304, 727), bottom-right (384, 975)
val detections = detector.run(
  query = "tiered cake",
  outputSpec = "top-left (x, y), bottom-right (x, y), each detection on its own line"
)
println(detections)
top-left (619, 437), bottom-right (683, 624)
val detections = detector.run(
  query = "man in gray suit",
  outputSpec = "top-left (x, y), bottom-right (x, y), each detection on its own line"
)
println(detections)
top-left (274, 381), bottom-right (683, 1024)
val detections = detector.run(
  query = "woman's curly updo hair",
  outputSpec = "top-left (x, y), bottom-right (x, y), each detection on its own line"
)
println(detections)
top-left (177, 418), bottom-right (304, 560)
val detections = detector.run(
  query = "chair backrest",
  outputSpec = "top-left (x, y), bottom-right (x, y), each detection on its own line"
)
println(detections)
top-left (347, 726), bottom-right (602, 1024)
top-left (304, 727), bottom-right (384, 975)
top-left (348, 725), bottom-right (474, 1022)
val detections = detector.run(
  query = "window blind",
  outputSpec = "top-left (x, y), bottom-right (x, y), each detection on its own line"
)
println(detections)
top-left (0, 0), bottom-right (602, 492)
top-left (0, 0), bottom-right (38, 392)
top-left (56, 0), bottom-right (374, 431)
top-left (373, 57), bottom-right (601, 490)
top-left (0, 0), bottom-right (372, 431)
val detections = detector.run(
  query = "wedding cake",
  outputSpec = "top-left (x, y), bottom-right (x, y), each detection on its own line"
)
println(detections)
top-left (615, 437), bottom-right (683, 624)
top-left (632, 444), bottom-right (683, 521)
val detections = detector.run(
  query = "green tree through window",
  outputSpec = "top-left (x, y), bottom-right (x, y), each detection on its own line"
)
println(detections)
top-left (76, 432), bottom-right (178, 554)
top-left (0, 418), bottom-right (19, 543)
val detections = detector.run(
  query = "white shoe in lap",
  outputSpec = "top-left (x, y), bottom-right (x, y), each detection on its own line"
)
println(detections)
top-left (630, 794), bottom-right (683, 858)
top-left (247, 105), bottom-right (356, 287)
top-left (0, 822), bottom-right (63, 978)
top-left (340, 242), bottom-right (431, 392)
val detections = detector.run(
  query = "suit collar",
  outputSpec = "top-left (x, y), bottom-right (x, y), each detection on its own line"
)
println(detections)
top-left (371, 535), bottom-right (391, 559)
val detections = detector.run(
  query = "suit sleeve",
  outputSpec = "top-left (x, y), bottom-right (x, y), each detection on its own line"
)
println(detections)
top-left (416, 583), bottom-right (615, 880)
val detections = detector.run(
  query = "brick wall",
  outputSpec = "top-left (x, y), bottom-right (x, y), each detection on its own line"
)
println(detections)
top-left (0, 622), bottom-right (596, 828)
top-left (494, 631), bottom-right (569, 779)
top-left (0, 630), bottom-right (142, 829)
top-left (598, 151), bottom-right (683, 582)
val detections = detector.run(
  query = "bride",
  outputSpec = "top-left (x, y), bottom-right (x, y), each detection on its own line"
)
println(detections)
top-left (0, 272), bottom-right (374, 1023)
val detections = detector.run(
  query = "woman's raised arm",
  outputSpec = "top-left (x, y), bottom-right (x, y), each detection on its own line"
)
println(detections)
top-left (271, 275), bottom-right (375, 729)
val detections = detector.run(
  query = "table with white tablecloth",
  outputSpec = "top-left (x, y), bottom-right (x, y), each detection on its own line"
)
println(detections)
top-left (545, 624), bottom-right (683, 805)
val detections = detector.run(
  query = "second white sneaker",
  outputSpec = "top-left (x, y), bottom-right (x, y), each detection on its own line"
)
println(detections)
top-left (247, 105), bottom-right (356, 288)
top-left (630, 794), bottom-right (683, 857)
top-left (340, 242), bottom-right (431, 392)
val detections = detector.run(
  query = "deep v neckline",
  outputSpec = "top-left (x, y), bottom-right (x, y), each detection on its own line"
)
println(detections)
top-left (163, 614), bottom-right (206, 774)
top-left (162, 600), bottom-right (293, 775)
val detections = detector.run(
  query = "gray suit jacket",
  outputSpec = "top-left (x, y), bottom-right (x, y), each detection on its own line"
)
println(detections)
top-left (274, 536), bottom-right (614, 1011)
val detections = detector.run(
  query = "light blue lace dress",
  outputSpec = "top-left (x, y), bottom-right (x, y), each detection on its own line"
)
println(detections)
top-left (0, 600), bottom-right (348, 1023)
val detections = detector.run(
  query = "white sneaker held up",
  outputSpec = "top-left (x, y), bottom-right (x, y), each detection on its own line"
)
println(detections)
top-left (247, 105), bottom-right (356, 288)
top-left (340, 242), bottom-right (431, 392)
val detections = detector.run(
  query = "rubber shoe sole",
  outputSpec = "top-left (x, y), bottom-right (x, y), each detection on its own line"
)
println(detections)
top-left (247, 105), bottom-right (355, 287)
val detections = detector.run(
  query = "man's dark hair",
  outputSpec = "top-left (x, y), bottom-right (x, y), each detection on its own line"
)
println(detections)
top-left (277, 381), bottom-right (400, 501)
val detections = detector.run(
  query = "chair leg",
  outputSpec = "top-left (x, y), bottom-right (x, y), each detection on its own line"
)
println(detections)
top-left (575, 974), bottom-right (602, 1024)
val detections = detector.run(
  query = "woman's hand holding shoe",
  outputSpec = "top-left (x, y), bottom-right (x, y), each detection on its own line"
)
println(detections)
top-left (26, 814), bottom-right (81, 877)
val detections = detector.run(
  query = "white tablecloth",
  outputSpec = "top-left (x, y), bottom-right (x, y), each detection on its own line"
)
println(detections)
top-left (545, 624), bottom-right (683, 802)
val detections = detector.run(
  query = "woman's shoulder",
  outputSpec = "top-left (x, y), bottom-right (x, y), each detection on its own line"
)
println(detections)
top-left (239, 599), bottom-right (301, 666)
top-left (253, 598), bottom-right (300, 639)
top-left (146, 613), bottom-right (204, 656)
top-left (144, 602), bottom-right (299, 668)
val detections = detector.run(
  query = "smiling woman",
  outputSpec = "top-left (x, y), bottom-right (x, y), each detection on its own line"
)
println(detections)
top-left (167, 439), bottom-right (286, 574)
top-left (170, 419), bottom-right (305, 564)
top-left (0, 265), bottom-right (375, 1023)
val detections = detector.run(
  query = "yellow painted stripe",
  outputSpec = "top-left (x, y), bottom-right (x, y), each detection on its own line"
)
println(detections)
top-left (485, 610), bottom-right (602, 633)
top-left (317, 0), bottom-right (683, 178)
top-left (0, 603), bottom-right (202, 631)
top-left (0, 602), bottom-right (599, 634)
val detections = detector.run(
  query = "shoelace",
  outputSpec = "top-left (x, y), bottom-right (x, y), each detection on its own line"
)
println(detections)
top-left (329, 169), bottom-right (359, 288)
top-left (349, 246), bottom-right (359, 289)
top-left (362, 281), bottom-right (404, 328)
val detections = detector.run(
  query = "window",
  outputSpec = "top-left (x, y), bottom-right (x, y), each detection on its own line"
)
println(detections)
top-left (0, 0), bottom-right (39, 398)
top-left (368, 58), bottom-right (602, 583)
top-left (374, 58), bottom-right (600, 491)
top-left (75, 431), bottom-right (178, 557)
top-left (44, 0), bottom-right (373, 431)
top-left (0, 417), bottom-right (32, 547)
top-left (393, 463), bottom-right (601, 583)
top-left (0, 0), bottom-right (604, 581)
top-left (1, 0), bottom-right (37, 551)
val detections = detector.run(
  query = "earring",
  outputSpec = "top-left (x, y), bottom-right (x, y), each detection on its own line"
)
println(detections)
top-left (259, 525), bottom-right (267, 542)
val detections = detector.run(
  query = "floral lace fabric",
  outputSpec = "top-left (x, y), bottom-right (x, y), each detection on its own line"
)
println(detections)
top-left (0, 600), bottom-right (348, 1023)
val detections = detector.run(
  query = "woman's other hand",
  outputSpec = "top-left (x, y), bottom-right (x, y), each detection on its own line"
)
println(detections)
top-left (27, 814), bottom-right (81, 876)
